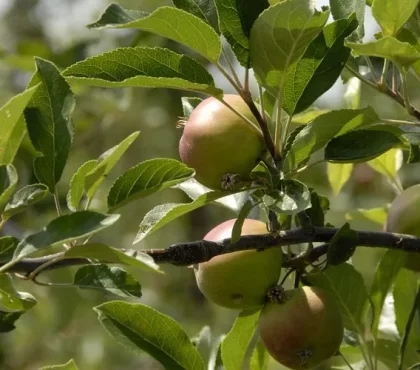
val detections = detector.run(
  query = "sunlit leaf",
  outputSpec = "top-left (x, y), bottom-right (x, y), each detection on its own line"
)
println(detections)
top-left (327, 163), bottom-right (353, 196)
top-left (0, 274), bottom-right (37, 312)
top-left (0, 164), bottom-right (18, 213)
top-left (172, 0), bottom-right (219, 32)
top-left (329, 0), bottom-right (365, 39)
top-left (367, 148), bottom-right (403, 180)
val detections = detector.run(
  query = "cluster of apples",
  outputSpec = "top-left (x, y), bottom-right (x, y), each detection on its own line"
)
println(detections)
top-left (178, 96), bottom-right (345, 369)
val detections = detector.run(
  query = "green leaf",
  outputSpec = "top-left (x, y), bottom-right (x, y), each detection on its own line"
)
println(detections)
top-left (181, 97), bottom-right (202, 118)
top-left (73, 265), bottom-right (142, 298)
top-left (305, 191), bottom-right (330, 227)
top-left (84, 132), bottom-right (140, 200)
top-left (64, 243), bottom-right (161, 274)
top-left (3, 184), bottom-right (49, 220)
top-left (24, 58), bottom-right (74, 192)
top-left (172, 0), bottom-right (219, 32)
top-left (0, 274), bottom-right (37, 312)
top-left (107, 158), bottom-right (194, 211)
top-left (66, 160), bottom-right (97, 212)
top-left (0, 311), bottom-right (23, 333)
top-left (88, 4), bottom-right (221, 62)
top-left (367, 148), bottom-right (402, 180)
top-left (372, 0), bottom-right (419, 36)
top-left (346, 207), bottom-right (389, 228)
top-left (0, 237), bottom-right (19, 262)
top-left (307, 263), bottom-right (369, 334)
top-left (285, 107), bottom-right (380, 170)
top-left (376, 338), bottom-right (420, 370)
top-left (134, 190), bottom-right (245, 243)
top-left (231, 200), bottom-right (255, 243)
top-left (249, 339), bottom-right (269, 370)
top-left (0, 85), bottom-right (39, 165)
top-left (250, 0), bottom-right (329, 95)
top-left (13, 211), bottom-right (120, 260)
top-left (325, 130), bottom-right (401, 163)
top-left (346, 37), bottom-right (420, 70)
top-left (0, 164), bottom-right (18, 213)
top-left (95, 301), bottom-right (205, 370)
top-left (370, 250), bottom-right (407, 339)
top-left (221, 308), bottom-right (261, 370)
top-left (327, 223), bottom-right (358, 266)
top-left (329, 0), bottom-right (365, 39)
top-left (214, 0), bottom-right (269, 67)
top-left (63, 47), bottom-right (222, 97)
top-left (39, 359), bottom-right (79, 370)
top-left (283, 15), bottom-right (358, 115)
top-left (328, 163), bottom-right (353, 196)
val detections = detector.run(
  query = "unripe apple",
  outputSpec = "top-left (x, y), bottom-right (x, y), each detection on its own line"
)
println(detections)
top-left (259, 286), bottom-right (343, 370)
top-left (385, 184), bottom-right (420, 271)
top-left (194, 219), bottom-right (283, 309)
top-left (179, 95), bottom-right (265, 190)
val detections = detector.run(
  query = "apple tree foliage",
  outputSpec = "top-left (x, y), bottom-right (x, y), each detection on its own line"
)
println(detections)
top-left (1, 0), bottom-right (420, 369)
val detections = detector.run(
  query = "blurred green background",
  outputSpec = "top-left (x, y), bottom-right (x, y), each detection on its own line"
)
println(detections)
top-left (1, 0), bottom-right (420, 369)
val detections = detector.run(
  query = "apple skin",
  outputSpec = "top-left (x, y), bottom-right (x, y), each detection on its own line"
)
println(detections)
top-left (259, 286), bottom-right (344, 370)
top-left (194, 219), bottom-right (283, 309)
top-left (385, 184), bottom-right (420, 271)
top-left (179, 95), bottom-right (265, 190)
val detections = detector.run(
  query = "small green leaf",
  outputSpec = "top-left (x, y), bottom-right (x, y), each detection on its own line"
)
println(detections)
top-left (0, 311), bottom-right (23, 333)
top-left (64, 243), bottom-right (161, 274)
top-left (214, 0), bottom-right (269, 67)
top-left (327, 223), bottom-right (358, 266)
top-left (283, 15), bottom-right (358, 115)
top-left (221, 308), bottom-right (261, 370)
top-left (307, 263), bottom-right (369, 334)
top-left (346, 37), bottom-right (420, 70)
top-left (249, 339), bottom-right (269, 370)
top-left (305, 191), bottom-right (330, 227)
top-left (66, 160), bottom-right (97, 211)
top-left (0, 274), bottom-right (37, 312)
top-left (73, 265), bottom-right (142, 298)
top-left (134, 190), bottom-right (245, 243)
top-left (107, 158), bottom-right (194, 211)
top-left (181, 97), bottom-right (202, 118)
top-left (367, 148), bottom-right (402, 180)
top-left (14, 211), bottom-right (120, 260)
top-left (0, 164), bottom-right (18, 213)
top-left (63, 47), bottom-right (222, 97)
top-left (231, 200), bottom-right (255, 243)
top-left (39, 359), bottom-right (79, 370)
top-left (250, 161), bottom-right (273, 186)
top-left (327, 163), bottom-right (353, 195)
top-left (3, 184), bottom-right (49, 220)
top-left (88, 4), bottom-right (221, 62)
top-left (25, 58), bottom-right (74, 192)
top-left (325, 130), bottom-right (401, 163)
top-left (346, 207), bottom-right (389, 227)
top-left (0, 237), bottom-right (19, 262)
top-left (172, 0), bottom-right (219, 32)
top-left (329, 0), bottom-right (365, 39)
top-left (250, 0), bottom-right (329, 95)
top-left (0, 85), bottom-right (39, 165)
top-left (95, 301), bottom-right (205, 370)
top-left (372, 0), bottom-right (419, 36)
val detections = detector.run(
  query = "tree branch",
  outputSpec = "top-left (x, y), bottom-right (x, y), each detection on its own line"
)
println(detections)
top-left (4, 227), bottom-right (420, 276)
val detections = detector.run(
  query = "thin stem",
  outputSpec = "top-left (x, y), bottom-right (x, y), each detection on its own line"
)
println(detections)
top-left (380, 59), bottom-right (389, 88)
top-left (400, 69), bottom-right (413, 115)
top-left (216, 62), bottom-right (243, 96)
top-left (380, 118), bottom-right (420, 126)
top-left (28, 255), bottom-right (65, 280)
top-left (345, 64), bottom-right (378, 91)
top-left (54, 188), bottom-right (62, 216)
top-left (244, 68), bottom-right (250, 93)
top-left (280, 115), bottom-right (293, 157)
top-left (287, 159), bottom-right (325, 177)
top-left (392, 64), bottom-right (398, 93)
top-left (339, 352), bottom-right (355, 370)
top-left (274, 101), bottom-right (283, 160)
top-left (365, 56), bottom-right (378, 82)
top-left (258, 86), bottom-right (266, 119)
top-left (221, 47), bottom-right (243, 90)
top-left (279, 268), bottom-right (295, 286)
top-left (0, 217), bottom-right (6, 233)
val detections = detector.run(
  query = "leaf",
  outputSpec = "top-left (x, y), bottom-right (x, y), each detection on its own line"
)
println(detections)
top-left (172, 0), bottom-right (219, 32)
top-left (0, 237), bottom-right (19, 262)
top-left (13, 211), bottom-right (120, 260)
top-left (346, 37), bottom-right (420, 70)
top-left (0, 274), bottom-right (37, 312)
top-left (73, 265), bottom-right (142, 298)
top-left (329, 0), bottom-right (365, 39)
top-left (346, 207), bottom-right (389, 228)
top-left (327, 223), bottom-right (358, 266)
top-left (24, 58), bottom-right (74, 192)
top-left (328, 163), bottom-right (353, 196)
top-left (285, 107), bottom-right (380, 170)
top-left (231, 200), bottom-right (255, 243)
top-left (3, 184), bottom-right (49, 220)
top-left (283, 15), bottom-right (358, 115)
top-left (0, 311), bottom-right (23, 333)
top-left (134, 190), bottom-right (246, 243)
top-left (305, 191), bottom-right (330, 227)
top-left (181, 97), bottom-right (202, 118)
top-left (107, 158), bottom-right (194, 211)
top-left (375, 338), bottom-right (420, 370)
top-left (221, 308), bottom-right (261, 370)
top-left (325, 130), bottom-right (401, 163)
top-left (64, 243), bottom-right (161, 274)
top-left (0, 85), bottom-right (39, 164)
top-left (249, 339), bottom-right (269, 370)
top-left (369, 250), bottom-right (407, 339)
top-left (66, 160), bottom-right (97, 211)
top-left (367, 148), bottom-right (403, 180)
top-left (0, 164), bottom-right (18, 213)
top-left (95, 301), bottom-right (205, 370)
top-left (63, 47), bottom-right (222, 97)
top-left (306, 263), bottom-right (369, 334)
top-left (372, 0), bottom-right (419, 36)
top-left (214, 0), bottom-right (269, 67)
top-left (88, 4), bottom-right (221, 62)
top-left (250, 0), bottom-right (329, 95)
top-left (84, 132), bottom-right (140, 200)
top-left (39, 359), bottom-right (79, 370)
